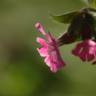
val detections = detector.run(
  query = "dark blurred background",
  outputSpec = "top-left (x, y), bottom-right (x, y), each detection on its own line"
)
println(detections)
top-left (0, 0), bottom-right (96, 96)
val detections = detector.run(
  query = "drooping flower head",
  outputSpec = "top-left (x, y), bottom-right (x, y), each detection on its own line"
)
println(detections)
top-left (35, 22), bottom-right (65, 72)
top-left (71, 10), bottom-right (96, 63)
top-left (55, 8), bottom-right (96, 64)
top-left (72, 39), bottom-right (96, 62)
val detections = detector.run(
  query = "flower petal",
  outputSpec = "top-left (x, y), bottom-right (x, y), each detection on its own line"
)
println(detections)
top-left (72, 43), bottom-right (83, 56)
top-left (87, 53), bottom-right (95, 61)
top-left (37, 47), bottom-right (48, 57)
top-left (35, 22), bottom-right (46, 35)
top-left (36, 37), bottom-right (47, 47)
top-left (50, 63), bottom-right (58, 73)
top-left (44, 56), bottom-right (51, 67)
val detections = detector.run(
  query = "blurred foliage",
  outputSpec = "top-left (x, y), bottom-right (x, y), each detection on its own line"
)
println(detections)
top-left (0, 0), bottom-right (96, 96)
top-left (88, 0), bottom-right (96, 8)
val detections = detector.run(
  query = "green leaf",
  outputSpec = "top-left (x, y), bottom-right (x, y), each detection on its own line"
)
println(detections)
top-left (51, 11), bottom-right (78, 24)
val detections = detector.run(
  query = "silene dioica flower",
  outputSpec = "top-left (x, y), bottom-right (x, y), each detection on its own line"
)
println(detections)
top-left (35, 22), bottom-right (65, 72)
top-left (35, 7), bottom-right (96, 72)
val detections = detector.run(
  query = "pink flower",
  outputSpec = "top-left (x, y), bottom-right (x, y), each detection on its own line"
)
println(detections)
top-left (72, 39), bottom-right (96, 62)
top-left (35, 22), bottom-right (65, 72)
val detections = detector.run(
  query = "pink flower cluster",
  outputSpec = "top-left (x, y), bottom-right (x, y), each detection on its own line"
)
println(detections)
top-left (35, 22), bottom-right (96, 73)
top-left (35, 22), bottom-right (65, 73)
top-left (72, 39), bottom-right (96, 63)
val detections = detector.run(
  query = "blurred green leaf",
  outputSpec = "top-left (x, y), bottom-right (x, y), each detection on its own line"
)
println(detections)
top-left (88, 0), bottom-right (96, 8)
top-left (51, 11), bottom-right (78, 24)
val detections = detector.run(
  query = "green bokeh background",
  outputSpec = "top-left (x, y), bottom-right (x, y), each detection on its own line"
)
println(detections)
top-left (0, 0), bottom-right (96, 96)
